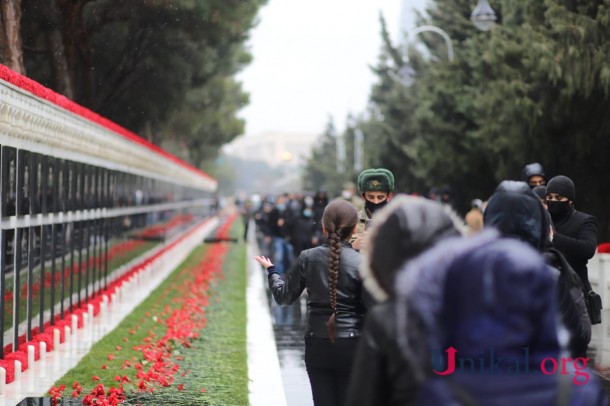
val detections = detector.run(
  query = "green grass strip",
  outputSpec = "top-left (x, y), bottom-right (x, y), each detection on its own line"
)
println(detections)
top-left (135, 237), bottom-right (248, 405)
top-left (52, 220), bottom-right (248, 405)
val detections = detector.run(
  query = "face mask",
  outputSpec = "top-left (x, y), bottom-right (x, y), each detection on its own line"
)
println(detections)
top-left (547, 200), bottom-right (571, 218)
top-left (303, 209), bottom-right (313, 218)
top-left (342, 190), bottom-right (353, 200)
top-left (365, 199), bottom-right (387, 214)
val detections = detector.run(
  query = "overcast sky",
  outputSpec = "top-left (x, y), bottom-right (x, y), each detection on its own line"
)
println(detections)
top-left (237, 0), bottom-right (429, 137)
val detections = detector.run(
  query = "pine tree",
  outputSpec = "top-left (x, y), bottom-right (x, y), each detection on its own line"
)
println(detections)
top-left (302, 119), bottom-right (345, 196)
top-left (18, 0), bottom-right (267, 169)
top-left (361, 0), bottom-right (610, 233)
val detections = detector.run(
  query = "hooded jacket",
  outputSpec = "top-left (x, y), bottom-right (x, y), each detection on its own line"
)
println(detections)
top-left (522, 162), bottom-right (546, 183)
top-left (345, 195), bottom-right (462, 406)
top-left (484, 181), bottom-right (591, 358)
top-left (394, 231), bottom-right (607, 405)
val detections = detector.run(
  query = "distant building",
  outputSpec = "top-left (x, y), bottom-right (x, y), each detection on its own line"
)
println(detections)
top-left (223, 131), bottom-right (319, 169)
top-left (223, 131), bottom-right (320, 193)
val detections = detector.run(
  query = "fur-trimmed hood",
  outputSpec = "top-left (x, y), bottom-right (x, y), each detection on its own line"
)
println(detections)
top-left (359, 195), bottom-right (465, 302)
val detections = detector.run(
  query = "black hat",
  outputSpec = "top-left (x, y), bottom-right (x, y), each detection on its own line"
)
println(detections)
top-left (546, 175), bottom-right (575, 201)
top-left (522, 162), bottom-right (545, 182)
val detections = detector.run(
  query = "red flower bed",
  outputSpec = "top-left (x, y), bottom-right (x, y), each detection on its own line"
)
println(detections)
top-left (46, 215), bottom-right (233, 404)
top-left (18, 341), bottom-right (40, 361)
top-left (0, 359), bottom-right (16, 383)
top-left (33, 332), bottom-right (55, 352)
top-left (5, 350), bottom-right (27, 372)
top-left (133, 214), bottom-right (195, 240)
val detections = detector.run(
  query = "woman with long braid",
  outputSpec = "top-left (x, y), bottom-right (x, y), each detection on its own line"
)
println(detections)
top-left (255, 199), bottom-right (369, 406)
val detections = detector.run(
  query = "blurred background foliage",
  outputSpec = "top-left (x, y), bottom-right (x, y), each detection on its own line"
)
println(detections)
top-left (303, 0), bottom-right (610, 239)
top-left (1, 0), bottom-right (266, 169)
top-left (2, 0), bottom-right (610, 238)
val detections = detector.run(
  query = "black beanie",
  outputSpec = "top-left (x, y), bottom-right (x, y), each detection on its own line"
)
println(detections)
top-left (546, 175), bottom-right (575, 201)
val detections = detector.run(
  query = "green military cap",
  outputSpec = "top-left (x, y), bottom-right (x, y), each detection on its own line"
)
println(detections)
top-left (358, 168), bottom-right (395, 193)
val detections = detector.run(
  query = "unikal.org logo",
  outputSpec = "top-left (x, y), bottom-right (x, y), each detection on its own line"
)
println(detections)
top-left (433, 347), bottom-right (590, 385)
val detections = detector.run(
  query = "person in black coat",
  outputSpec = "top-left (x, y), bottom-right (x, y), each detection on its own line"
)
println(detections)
top-left (484, 180), bottom-right (591, 358)
top-left (545, 175), bottom-right (598, 292)
top-left (291, 205), bottom-right (316, 257)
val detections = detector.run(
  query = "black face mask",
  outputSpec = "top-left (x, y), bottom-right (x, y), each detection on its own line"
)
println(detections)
top-left (365, 199), bottom-right (387, 215)
top-left (547, 200), bottom-right (571, 218)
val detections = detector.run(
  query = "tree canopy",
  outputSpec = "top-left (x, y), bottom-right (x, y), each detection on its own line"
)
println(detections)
top-left (302, 0), bottom-right (610, 238)
top-left (1, 0), bottom-right (266, 168)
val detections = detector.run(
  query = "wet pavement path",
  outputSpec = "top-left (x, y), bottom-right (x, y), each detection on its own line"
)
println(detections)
top-left (250, 225), bottom-right (311, 406)
top-left (269, 294), bottom-right (313, 406)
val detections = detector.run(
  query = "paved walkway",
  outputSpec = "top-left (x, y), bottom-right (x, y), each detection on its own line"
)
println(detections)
top-left (247, 238), bottom-right (288, 406)
top-left (247, 227), bottom-right (312, 406)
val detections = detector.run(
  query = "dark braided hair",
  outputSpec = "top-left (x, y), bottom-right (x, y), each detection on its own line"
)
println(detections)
top-left (321, 199), bottom-right (358, 343)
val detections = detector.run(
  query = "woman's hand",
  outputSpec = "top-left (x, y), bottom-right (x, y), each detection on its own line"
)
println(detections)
top-left (352, 232), bottom-right (367, 251)
top-left (255, 256), bottom-right (274, 269)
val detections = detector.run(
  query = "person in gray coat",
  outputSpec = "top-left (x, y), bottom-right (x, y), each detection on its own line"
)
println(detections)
top-left (345, 195), bottom-right (464, 406)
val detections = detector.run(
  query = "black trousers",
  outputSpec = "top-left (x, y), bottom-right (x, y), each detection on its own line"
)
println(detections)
top-left (304, 336), bottom-right (359, 406)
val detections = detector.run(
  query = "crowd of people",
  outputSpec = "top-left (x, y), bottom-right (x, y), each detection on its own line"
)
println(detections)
top-left (246, 163), bottom-right (608, 406)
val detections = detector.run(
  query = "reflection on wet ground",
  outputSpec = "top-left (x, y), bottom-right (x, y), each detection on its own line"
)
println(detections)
top-left (270, 293), bottom-right (313, 406)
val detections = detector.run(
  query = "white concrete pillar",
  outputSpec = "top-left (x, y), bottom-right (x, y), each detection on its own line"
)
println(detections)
top-left (88, 303), bottom-right (94, 322)
top-left (64, 326), bottom-right (71, 351)
top-left (14, 360), bottom-right (21, 381)
top-left (27, 345), bottom-right (35, 366)
top-left (53, 328), bottom-right (61, 350)
top-left (71, 314), bottom-right (78, 332)
top-left (39, 342), bottom-right (47, 377)
top-left (0, 367), bottom-right (5, 394)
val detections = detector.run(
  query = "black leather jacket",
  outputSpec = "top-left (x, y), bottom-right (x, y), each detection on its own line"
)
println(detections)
top-left (268, 243), bottom-right (369, 339)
